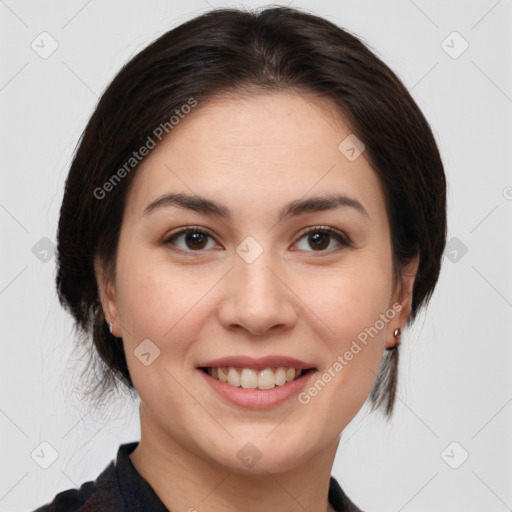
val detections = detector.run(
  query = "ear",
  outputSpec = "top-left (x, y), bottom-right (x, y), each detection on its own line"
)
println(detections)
top-left (386, 253), bottom-right (420, 349)
top-left (94, 255), bottom-right (120, 337)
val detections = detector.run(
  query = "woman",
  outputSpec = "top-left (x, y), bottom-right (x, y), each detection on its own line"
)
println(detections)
top-left (33, 5), bottom-right (446, 511)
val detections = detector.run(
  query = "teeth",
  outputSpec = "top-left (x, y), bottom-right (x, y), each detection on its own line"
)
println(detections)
top-left (206, 366), bottom-right (306, 389)
top-left (258, 368), bottom-right (275, 390)
top-left (218, 367), bottom-right (228, 383)
top-left (274, 367), bottom-right (286, 386)
top-left (227, 368), bottom-right (240, 387)
top-left (240, 368), bottom-right (258, 389)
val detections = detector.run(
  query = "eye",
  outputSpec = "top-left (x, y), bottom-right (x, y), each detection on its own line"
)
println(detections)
top-left (294, 226), bottom-right (351, 253)
top-left (163, 227), bottom-right (218, 252)
top-left (163, 225), bottom-right (351, 254)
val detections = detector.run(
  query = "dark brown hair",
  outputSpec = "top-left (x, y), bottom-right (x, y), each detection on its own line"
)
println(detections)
top-left (56, 5), bottom-right (446, 416)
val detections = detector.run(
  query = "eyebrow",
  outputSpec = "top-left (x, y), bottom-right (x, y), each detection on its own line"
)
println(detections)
top-left (143, 192), bottom-right (369, 221)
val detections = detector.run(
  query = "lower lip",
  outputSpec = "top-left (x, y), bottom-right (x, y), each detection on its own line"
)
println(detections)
top-left (198, 369), bottom-right (316, 409)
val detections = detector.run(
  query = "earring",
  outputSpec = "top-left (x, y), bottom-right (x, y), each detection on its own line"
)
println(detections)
top-left (388, 327), bottom-right (401, 350)
top-left (107, 321), bottom-right (113, 334)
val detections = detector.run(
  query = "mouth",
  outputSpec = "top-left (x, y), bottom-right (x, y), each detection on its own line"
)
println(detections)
top-left (198, 366), bottom-right (316, 390)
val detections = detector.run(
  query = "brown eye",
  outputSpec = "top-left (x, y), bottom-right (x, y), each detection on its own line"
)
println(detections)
top-left (295, 227), bottom-right (350, 252)
top-left (182, 231), bottom-right (209, 250)
top-left (164, 228), bottom-right (217, 252)
top-left (307, 232), bottom-right (330, 250)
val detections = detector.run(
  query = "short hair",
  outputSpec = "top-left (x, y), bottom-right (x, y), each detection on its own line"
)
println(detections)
top-left (55, 6), bottom-right (447, 417)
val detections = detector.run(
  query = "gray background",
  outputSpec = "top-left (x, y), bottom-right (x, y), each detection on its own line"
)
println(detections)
top-left (1, 0), bottom-right (511, 510)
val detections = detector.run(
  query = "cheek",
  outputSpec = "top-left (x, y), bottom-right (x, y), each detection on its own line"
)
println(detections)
top-left (296, 257), bottom-right (394, 415)
top-left (114, 244), bottom-right (219, 347)
top-left (114, 255), bottom-right (214, 402)
top-left (303, 258), bottom-right (393, 345)
top-left (296, 269), bottom-right (392, 420)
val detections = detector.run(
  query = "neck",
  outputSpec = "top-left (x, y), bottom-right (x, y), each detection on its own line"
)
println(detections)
top-left (129, 404), bottom-right (340, 512)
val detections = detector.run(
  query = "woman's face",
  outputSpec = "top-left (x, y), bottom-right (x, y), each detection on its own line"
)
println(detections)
top-left (97, 91), bottom-right (416, 473)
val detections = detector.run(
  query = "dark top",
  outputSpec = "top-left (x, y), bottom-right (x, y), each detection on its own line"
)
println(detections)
top-left (32, 442), bottom-right (363, 511)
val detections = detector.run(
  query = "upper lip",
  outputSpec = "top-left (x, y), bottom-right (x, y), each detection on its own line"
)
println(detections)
top-left (197, 356), bottom-right (316, 371)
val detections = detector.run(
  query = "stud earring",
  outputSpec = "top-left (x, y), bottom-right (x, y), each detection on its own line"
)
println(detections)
top-left (108, 321), bottom-right (113, 334)
top-left (387, 327), bottom-right (401, 350)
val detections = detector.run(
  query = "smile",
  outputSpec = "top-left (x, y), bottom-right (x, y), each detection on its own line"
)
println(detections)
top-left (200, 366), bottom-right (313, 390)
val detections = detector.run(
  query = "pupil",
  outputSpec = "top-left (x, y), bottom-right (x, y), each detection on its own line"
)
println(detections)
top-left (186, 232), bottom-right (207, 249)
top-left (309, 232), bottom-right (329, 250)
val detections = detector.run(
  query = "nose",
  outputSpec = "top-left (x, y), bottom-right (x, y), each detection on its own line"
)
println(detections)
top-left (217, 251), bottom-right (298, 336)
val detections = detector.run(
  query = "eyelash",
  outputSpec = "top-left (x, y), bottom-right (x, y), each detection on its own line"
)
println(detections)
top-left (162, 225), bottom-right (351, 255)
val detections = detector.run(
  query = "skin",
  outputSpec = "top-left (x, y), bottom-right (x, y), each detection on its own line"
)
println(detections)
top-left (95, 90), bottom-right (418, 512)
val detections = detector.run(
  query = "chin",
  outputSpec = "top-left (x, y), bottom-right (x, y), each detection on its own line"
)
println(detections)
top-left (219, 453), bottom-right (307, 476)
top-left (202, 435), bottom-right (313, 476)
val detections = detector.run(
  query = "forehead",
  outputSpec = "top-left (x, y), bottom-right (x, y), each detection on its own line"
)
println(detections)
top-left (124, 91), bottom-right (387, 226)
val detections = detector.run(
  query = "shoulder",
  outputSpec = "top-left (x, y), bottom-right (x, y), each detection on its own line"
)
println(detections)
top-left (30, 449), bottom-right (124, 512)
top-left (30, 463), bottom-right (120, 512)
top-left (329, 475), bottom-right (365, 512)
top-left (30, 480), bottom-right (107, 511)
